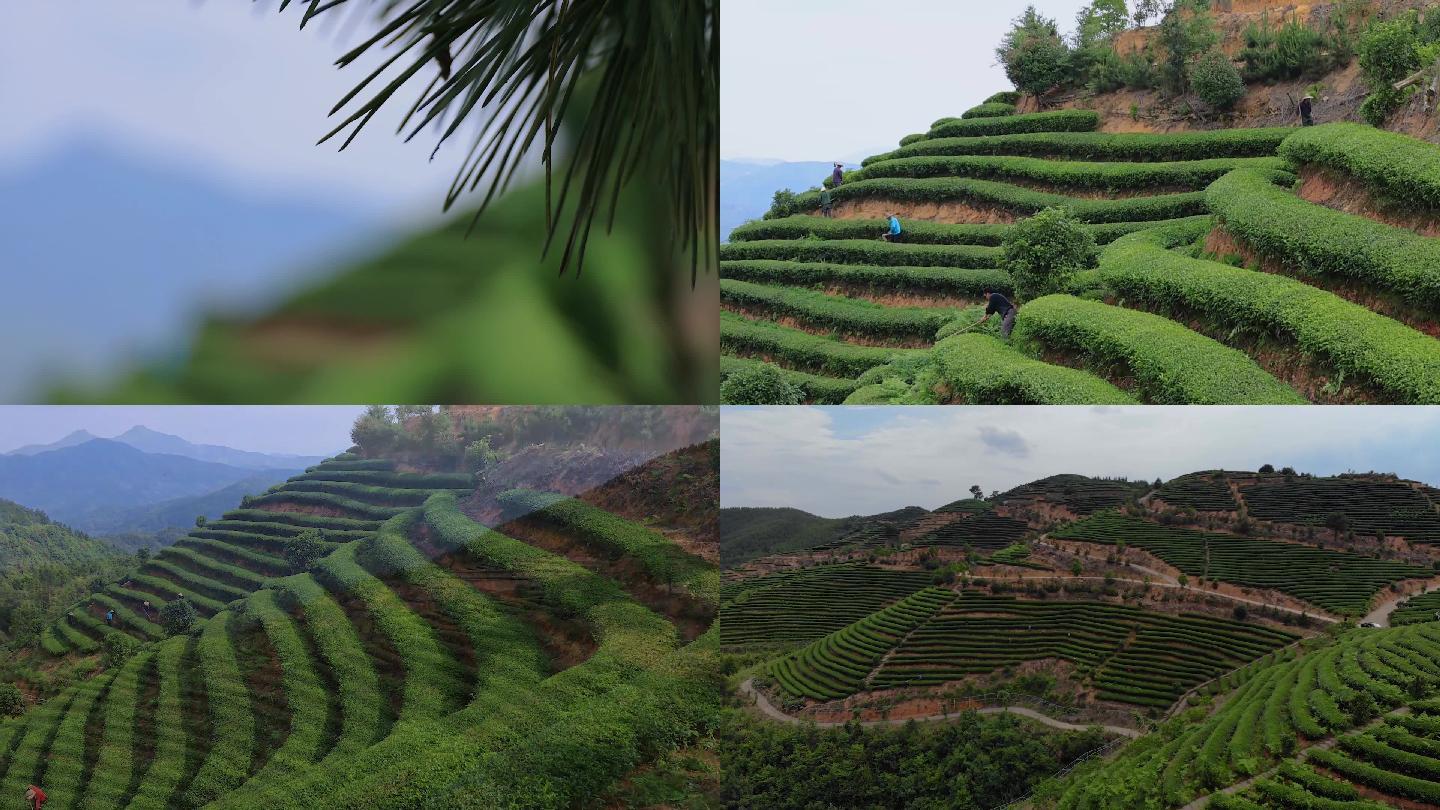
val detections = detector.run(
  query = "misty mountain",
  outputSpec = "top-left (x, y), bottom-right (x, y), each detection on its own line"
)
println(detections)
top-left (9, 425), bottom-right (324, 470)
top-left (721, 159), bottom-right (835, 241)
top-left (0, 137), bottom-right (382, 399)
top-left (82, 471), bottom-right (297, 548)
top-left (0, 439), bottom-right (293, 530)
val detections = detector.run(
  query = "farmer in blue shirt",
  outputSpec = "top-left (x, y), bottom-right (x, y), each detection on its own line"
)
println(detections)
top-left (881, 213), bottom-right (903, 242)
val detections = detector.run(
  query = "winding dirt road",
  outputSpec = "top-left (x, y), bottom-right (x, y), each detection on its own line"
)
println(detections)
top-left (738, 678), bottom-right (1142, 738)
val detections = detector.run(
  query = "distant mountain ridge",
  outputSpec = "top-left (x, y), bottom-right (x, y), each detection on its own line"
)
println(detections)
top-left (721, 159), bottom-right (835, 242)
top-left (8, 425), bottom-right (325, 469)
top-left (0, 438), bottom-right (305, 535)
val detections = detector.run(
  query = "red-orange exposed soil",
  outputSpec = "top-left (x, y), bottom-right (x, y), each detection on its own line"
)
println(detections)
top-left (1298, 167), bottom-right (1440, 235)
top-left (1202, 226), bottom-right (1440, 337)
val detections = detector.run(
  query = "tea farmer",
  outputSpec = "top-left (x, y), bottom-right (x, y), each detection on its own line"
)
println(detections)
top-left (970, 291), bottom-right (1019, 339)
top-left (1299, 94), bottom-right (1314, 126)
top-left (819, 187), bottom-right (834, 218)
top-left (881, 213), bottom-right (903, 243)
top-left (831, 162), bottom-right (844, 188)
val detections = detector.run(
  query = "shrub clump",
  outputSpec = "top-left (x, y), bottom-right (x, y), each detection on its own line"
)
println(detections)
top-left (720, 364), bottom-right (803, 405)
top-left (102, 631), bottom-right (141, 669)
top-left (1358, 15), bottom-right (1423, 126)
top-left (0, 683), bottom-right (24, 717)
top-left (284, 528), bottom-right (331, 571)
top-left (1192, 52), bottom-right (1245, 110)
top-left (160, 598), bottom-right (199, 637)
top-left (1000, 207), bottom-right (1099, 300)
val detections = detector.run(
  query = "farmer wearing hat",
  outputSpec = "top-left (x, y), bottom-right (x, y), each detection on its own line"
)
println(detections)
top-left (819, 186), bottom-right (834, 218)
top-left (1299, 94), bottom-right (1315, 126)
top-left (831, 162), bottom-right (845, 188)
top-left (25, 785), bottom-right (47, 810)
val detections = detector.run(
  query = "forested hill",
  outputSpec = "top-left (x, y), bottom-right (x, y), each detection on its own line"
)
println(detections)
top-left (0, 498), bottom-right (124, 647)
top-left (0, 499), bottom-right (115, 571)
top-left (722, 506), bottom-right (925, 567)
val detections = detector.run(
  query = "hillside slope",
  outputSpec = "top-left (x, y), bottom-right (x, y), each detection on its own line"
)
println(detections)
top-left (46, 175), bottom-right (716, 405)
top-left (1, 412), bottom-right (719, 808)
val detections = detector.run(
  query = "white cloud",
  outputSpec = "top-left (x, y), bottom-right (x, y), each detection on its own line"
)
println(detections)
top-left (0, 2), bottom-right (529, 215)
top-left (720, 0), bottom-right (1093, 161)
top-left (721, 406), bottom-right (1440, 517)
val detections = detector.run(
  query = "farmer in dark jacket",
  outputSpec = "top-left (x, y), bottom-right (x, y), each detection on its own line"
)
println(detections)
top-left (819, 187), bottom-right (834, 218)
top-left (831, 162), bottom-right (844, 187)
top-left (975, 291), bottom-right (1019, 338)
top-left (1299, 94), bottom-right (1314, 126)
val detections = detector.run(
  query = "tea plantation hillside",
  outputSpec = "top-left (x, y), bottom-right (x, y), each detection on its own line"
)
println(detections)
top-left (726, 467), bottom-right (1440, 725)
top-left (721, 108), bottom-right (1440, 404)
top-left (0, 425), bottom-right (720, 806)
top-left (1046, 623), bottom-right (1440, 809)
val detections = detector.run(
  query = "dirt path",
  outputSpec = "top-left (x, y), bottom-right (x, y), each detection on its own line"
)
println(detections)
top-left (738, 678), bottom-right (1142, 738)
top-left (992, 571), bottom-right (1340, 624)
top-left (1360, 580), bottom-right (1440, 628)
top-left (1177, 707), bottom-right (1412, 810)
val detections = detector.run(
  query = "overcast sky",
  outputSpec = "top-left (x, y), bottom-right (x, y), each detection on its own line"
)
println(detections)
top-left (721, 0), bottom-right (1092, 162)
top-left (722, 407), bottom-right (1440, 518)
top-left (0, 1), bottom-right (480, 216)
top-left (0, 406), bottom-right (364, 456)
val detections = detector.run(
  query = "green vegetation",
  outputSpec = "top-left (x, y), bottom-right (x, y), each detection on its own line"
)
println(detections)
top-left (769, 588), bottom-right (956, 700)
top-left (1191, 51), bottom-right (1245, 110)
top-left (1101, 225), bottom-right (1440, 404)
top-left (1279, 123), bottom-right (1440, 211)
top-left (869, 128), bottom-right (1294, 165)
top-left (1013, 295), bottom-right (1306, 404)
top-left (1207, 168), bottom-right (1440, 312)
top-left (721, 279), bottom-right (957, 342)
top-left (1054, 511), bottom-right (1429, 615)
top-left (1052, 624), bottom-right (1440, 807)
top-left (720, 564), bottom-right (935, 647)
top-left (767, 590), bottom-right (1293, 707)
top-left (934, 333), bottom-right (1137, 404)
top-left (498, 489), bottom-right (718, 605)
top-left (929, 110), bottom-right (1100, 139)
top-left (1001, 207), bottom-right (1099, 299)
top-left (720, 356), bottom-right (857, 405)
top-left (720, 311), bottom-right (925, 379)
top-left (852, 154), bottom-right (1292, 191)
top-left (723, 238), bottom-right (999, 269)
top-left (721, 708), bottom-right (1108, 810)
top-left (721, 259), bottom-right (1012, 297)
top-left (1, 409), bottom-right (718, 807)
top-left (793, 178), bottom-right (1210, 224)
top-left (964, 102), bottom-right (1018, 119)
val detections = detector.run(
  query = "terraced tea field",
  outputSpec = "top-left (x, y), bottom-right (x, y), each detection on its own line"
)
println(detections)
top-left (769, 590), bottom-right (1294, 707)
top-left (721, 108), bottom-right (1440, 404)
top-left (1056, 623), bottom-right (1440, 808)
top-left (1154, 471), bottom-right (1239, 512)
top-left (720, 564), bottom-right (935, 648)
top-left (4, 452), bottom-right (718, 808)
top-left (1237, 474), bottom-right (1440, 543)
top-left (911, 512), bottom-right (1031, 550)
top-left (1000, 473), bottom-right (1148, 515)
top-left (1053, 512), bottom-right (1430, 616)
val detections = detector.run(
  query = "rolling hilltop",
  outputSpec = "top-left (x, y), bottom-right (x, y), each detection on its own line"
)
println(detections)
top-left (720, 1), bottom-right (1440, 405)
top-left (724, 466), bottom-right (1440, 807)
top-left (0, 407), bottom-right (720, 808)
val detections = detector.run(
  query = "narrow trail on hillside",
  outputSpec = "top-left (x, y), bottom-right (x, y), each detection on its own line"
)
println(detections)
top-left (978, 568), bottom-right (1340, 624)
top-left (737, 678), bottom-right (1142, 738)
top-left (1176, 707), bottom-right (1413, 810)
top-left (1361, 580), bottom-right (1440, 627)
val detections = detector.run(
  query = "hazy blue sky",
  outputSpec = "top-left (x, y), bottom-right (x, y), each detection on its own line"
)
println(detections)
top-left (721, 0), bottom-right (1091, 161)
top-left (0, 1), bottom-right (476, 215)
top-left (722, 407), bottom-right (1440, 517)
top-left (0, 406), bottom-right (364, 456)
